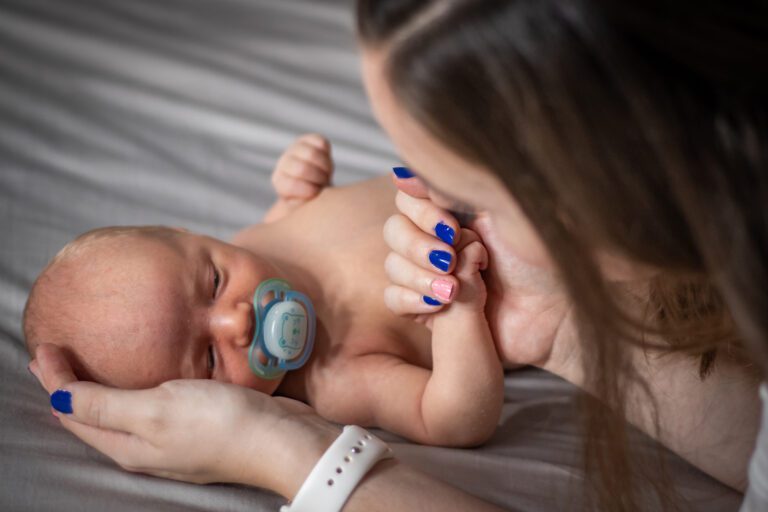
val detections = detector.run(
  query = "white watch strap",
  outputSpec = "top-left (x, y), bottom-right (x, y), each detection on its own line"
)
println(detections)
top-left (280, 425), bottom-right (394, 512)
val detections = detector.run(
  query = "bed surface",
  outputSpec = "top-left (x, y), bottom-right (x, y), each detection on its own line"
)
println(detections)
top-left (0, 1), bottom-right (742, 510)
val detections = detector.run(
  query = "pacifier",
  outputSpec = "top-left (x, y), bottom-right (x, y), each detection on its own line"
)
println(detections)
top-left (248, 278), bottom-right (316, 380)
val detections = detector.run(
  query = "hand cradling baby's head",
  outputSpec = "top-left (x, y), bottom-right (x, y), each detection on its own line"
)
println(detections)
top-left (23, 226), bottom-right (193, 388)
top-left (24, 226), bottom-right (284, 393)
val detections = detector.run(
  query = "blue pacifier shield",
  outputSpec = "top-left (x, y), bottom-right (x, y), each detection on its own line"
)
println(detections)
top-left (248, 278), bottom-right (316, 380)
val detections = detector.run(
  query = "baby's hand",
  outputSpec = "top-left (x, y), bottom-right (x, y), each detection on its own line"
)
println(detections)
top-left (448, 229), bottom-right (489, 314)
top-left (272, 134), bottom-right (334, 202)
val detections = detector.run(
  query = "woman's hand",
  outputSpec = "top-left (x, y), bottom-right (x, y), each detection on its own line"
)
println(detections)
top-left (383, 185), bottom-right (464, 322)
top-left (384, 174), bottom-right (574, 371)
top-left (29, 343), bottom-right (339, 499)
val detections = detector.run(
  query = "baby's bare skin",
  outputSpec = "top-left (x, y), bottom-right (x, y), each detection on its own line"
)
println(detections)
top-left (25, 135), bottom-right (503, 447)
top-left (226, 135), bottom-right (502, 445)
top-left (235, 177), bottom-right (433, 413)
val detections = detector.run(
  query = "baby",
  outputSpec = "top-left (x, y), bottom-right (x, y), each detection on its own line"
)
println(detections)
top-left (23, 135), bottom-right (504, 447)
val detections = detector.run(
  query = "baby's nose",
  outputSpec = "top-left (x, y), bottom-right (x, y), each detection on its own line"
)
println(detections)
top-left (212, 301), bottom-right (255, 348)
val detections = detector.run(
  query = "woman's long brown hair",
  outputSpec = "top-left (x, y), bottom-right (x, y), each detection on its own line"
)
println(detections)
top-left (357, 0), bottom-right (768, 510)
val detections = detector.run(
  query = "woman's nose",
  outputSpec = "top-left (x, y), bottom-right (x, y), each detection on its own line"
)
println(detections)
top-left (210, 301), bottom-right (254, 348)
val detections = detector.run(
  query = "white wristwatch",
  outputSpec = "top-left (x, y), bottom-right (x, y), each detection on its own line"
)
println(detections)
top-left (280, 425), bottom-right (394, 512)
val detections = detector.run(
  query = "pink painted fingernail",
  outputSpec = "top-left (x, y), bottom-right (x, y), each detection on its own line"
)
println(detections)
top-left (431, 279), bottom-right (454, 302)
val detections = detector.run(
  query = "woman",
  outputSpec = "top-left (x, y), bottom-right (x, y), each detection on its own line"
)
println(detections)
top-left (30, 0), bottom-right (766, 510)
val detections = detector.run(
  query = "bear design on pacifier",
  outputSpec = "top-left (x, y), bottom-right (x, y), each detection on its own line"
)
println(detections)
top-left (248, 278), bottom-right (316, 380)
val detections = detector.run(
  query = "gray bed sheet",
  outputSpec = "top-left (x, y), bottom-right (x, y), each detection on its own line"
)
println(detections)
top-left (0, 1), bottom-right (742, 510)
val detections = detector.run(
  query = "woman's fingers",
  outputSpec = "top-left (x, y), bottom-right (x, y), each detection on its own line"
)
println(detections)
top-left (391, 168), bottom-right (430, 198)
top-left (34, 344), bottom-right (158, 466)
top-left (383, 214), bottom-right (456, 274)
top-left (53, 382), bottom-right (162, 433)
top-left (385, 252), bottom-right (459, 304)
top-left (384, 284), bottom-right (448, 315)
top-left (33, 343), bottom-right (77, 393)
top-left (382, 184), bottom-right (465, 315)
top-left (35, 343), bottom-right (158, 434)
top-left (58, 416), bottom-right (150, 471)
top-left (382, 227), bottom-right (488, 315)
top-left (395, 191), bottom-right (460, 247)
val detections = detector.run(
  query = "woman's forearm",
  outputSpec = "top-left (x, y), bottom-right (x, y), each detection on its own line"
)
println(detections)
top-left (546, 334), bottom-right (761, 491)
top-left (342, 459), bottom-right (507, 512)
top-left (241, 414), bottom-right (508, 511)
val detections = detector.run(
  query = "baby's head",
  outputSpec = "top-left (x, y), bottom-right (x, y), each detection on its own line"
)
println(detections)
top-left (24, 226), bottom-right (283, 393)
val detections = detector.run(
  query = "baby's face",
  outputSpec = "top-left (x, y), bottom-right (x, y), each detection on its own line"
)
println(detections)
top-left (79, 231), bottom-right (283, 393)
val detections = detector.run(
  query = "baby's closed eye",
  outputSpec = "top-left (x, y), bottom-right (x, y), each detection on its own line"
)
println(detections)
top-left (207, 345), bottom-right (216, 377)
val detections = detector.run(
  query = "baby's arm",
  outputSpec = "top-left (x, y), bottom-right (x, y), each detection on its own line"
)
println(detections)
top-left (421, 235), bottom-right (504, 444)
top-left (263, 134), bottom-right (334, 223)
top-left (413, 235), bottom-right (504, 445)
top-left (318, 237), bottom-right (503, 447)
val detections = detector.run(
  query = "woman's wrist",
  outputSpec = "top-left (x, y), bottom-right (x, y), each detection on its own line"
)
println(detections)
top-left (237, 409), bottom-right (342, 499)
top-left (284, 421), bottom-right (343, 499)
top-left (282, 426), bottom-right (395, 512)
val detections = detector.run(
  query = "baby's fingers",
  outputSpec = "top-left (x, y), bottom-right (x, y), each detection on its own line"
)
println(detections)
top-left (275, 156), bottom-right (329, 186)
top-left (454, 239), bottom-right (489, 280)
top-left (293, 137), bottom-right (333, 173)
top-left (385, 252), bottom-right (458, 304)
top-left (384, 285), bottom-right (448, 316)
top-left (272, 172), bottom-right (322, 199)
top-left (297, 133), bottom-right (330, 153)
top-left (450, 233), bottom-right (489, 312)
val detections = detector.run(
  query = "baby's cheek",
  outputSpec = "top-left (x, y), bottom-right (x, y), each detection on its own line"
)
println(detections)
top-left (252, 376), bottom-right (282, 395)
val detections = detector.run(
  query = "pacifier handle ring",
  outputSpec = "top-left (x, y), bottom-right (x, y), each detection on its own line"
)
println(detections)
top-left (253, 278), bottom-right (291, 344)
top-left (280, 290), bottom-right (316, 370)
top-left (249, 279), bottom-right (292, 380)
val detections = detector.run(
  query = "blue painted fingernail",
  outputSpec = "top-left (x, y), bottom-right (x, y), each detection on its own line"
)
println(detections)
top-left (392, 166), bottom-right (415, 179)
top-left (51, 389), bottom-right (73, 414)
top-left (435, 222), bottom-right (455, 245)
top-left (429, 250), bottom-right (452, 272)
top-left (423, 296), bottom-right (442, 306)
